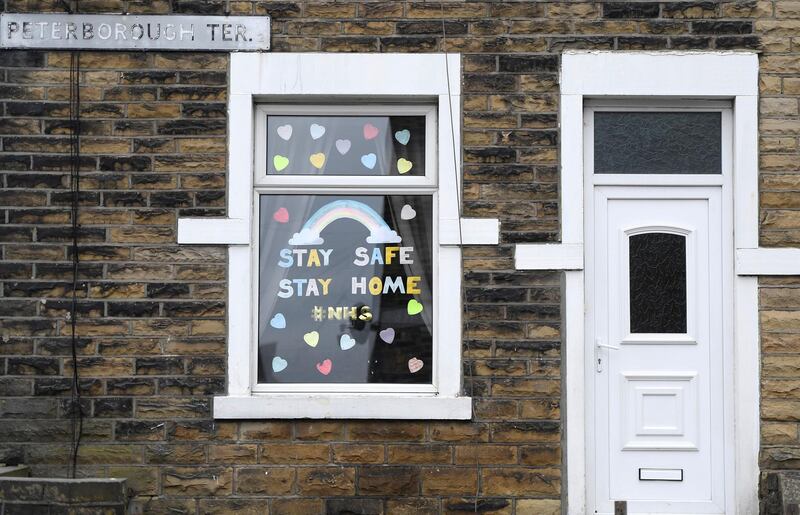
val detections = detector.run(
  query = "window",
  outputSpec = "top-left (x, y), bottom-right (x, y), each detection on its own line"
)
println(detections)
top-left (263, 110), bottom-right (427, 177)
top-left (176, 53), bottom-right (498, 419)
top-left (628, 232), bottom-right (687, 334)
top-left (593, 111), bottom-right (723, 174)
top-left (254, 106), bottom-right (438, 392)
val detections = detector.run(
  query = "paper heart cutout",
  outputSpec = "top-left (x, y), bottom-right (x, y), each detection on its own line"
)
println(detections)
top-left (379, 328), bottom-right (395, 344)
top-left (276, 124), bottom-right (293, 141)
top-left (407, 299), bottom-right (423, 316)
top-left (309, 153), bottom-right (326, 169)
top-left (408, 357), bottom-right (424, 374)
top-left (269, 313), bottom-right (286, 329)
top-left (273, 155), bottom-right (289, 172)
top-left (394, 129), bottom-right (411, 145)
top-left (316, 359), bottom-right (332, 375)
top-left (303, 331), bottom-right (319, 347)
top-left (272, 356), bottom-right (288, 373)
top-left (310, 123), bottom-right (326, 140)
top-left (400, 204), bottom-right (416, 220)
top-left (273, 207), bottom-right (289, 223)
top-left (339, 334), bottom-right (356, 351)
top-left (335, 139), bottom-right (351, 155)
top-left (397, 158), bottom-right (413, 174)
top-left (363, 123), bottom-right (379, 140)
top-left (361, 153), bottom-right (377, 170)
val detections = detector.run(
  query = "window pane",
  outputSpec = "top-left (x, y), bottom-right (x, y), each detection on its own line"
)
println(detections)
top-left (594, 112), bottom-right (722, 174)
top-left (629, 232), bottom-right (687, 333)
top-left (266, 115), bottom-right (425, 176)
top-left (258, 194), bottom-right (433, 384)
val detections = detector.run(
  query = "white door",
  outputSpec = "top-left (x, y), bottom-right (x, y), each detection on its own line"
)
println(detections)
top-left (590, 186), bottom-right (728, 514)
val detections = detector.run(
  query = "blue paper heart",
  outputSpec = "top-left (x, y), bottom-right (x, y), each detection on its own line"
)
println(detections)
top-left (269, 313), bottom-right (286, 329)
top-left (361, 153), bottom-right (377, 170)
top-left (339, 334), bottom-right (356, 351)
top-left (394, 129), bottom-right (411, 145)
top-left (272, 356), bottom-right (288, 373)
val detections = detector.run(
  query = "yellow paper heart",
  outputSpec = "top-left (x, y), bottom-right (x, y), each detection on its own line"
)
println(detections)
top-left (303, 331), bottom-right (319, 347)
top-left (397, 158), bottom-right (413, 174)
top-left (309, 153), bottom-right (326, 169)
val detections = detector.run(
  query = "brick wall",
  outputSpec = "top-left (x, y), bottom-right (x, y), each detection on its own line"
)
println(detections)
top-left (0, 1), bottom-right (798, 514)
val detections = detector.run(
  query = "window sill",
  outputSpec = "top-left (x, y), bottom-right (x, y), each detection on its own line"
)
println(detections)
top-left (213, 394), bottom-right (472, 420)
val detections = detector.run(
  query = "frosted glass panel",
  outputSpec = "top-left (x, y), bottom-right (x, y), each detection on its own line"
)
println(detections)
top-left (629, 232), bottom-right (687, 334)
top-left (595, 112), bottom-right (722, 174)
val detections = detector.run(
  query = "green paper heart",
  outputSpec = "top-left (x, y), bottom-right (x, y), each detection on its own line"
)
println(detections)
top-left (407, 299), bottom-right (423, 316)
top-left (273, 155), bottom-right (289, 172)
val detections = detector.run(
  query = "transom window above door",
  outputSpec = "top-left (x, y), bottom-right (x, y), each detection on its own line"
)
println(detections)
top-left (586, 102), bottom-right (731, 178)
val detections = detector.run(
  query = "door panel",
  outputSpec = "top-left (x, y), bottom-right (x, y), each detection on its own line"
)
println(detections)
top-left (592, 187), bottom-right (725, 514)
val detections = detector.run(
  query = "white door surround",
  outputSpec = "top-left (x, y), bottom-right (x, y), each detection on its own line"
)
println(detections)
top-left (514, 51), bottom-right (763, 514)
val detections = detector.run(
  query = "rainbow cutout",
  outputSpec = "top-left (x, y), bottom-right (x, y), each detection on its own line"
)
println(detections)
top-left (289, 200), bottom-right (401, 246)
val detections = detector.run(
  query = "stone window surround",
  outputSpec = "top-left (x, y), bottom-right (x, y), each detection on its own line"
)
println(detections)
top-left (177, 52), bottom-right (501, 420)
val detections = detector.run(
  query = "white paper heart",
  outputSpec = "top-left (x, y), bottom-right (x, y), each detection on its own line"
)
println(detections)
top-left (408, 357), bottom-right (424, 374)
top-left (276, 124), bottom-right (292, 141)
top-left (335, 139), bottom-right (351, 155)
top-left (339, 334), bottom-right (356, 351)
top-left (310, 124), bottom-right (326, 140)
top-left (400, 205), bottom-right (416, 220)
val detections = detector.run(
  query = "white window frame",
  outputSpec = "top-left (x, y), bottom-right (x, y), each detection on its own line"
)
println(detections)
top-left (252, 103), bottom-right (439, 395)
top-left (514, 52), bottom-right (762, 514)
top-left (178, 53), bottom-right (500, 420)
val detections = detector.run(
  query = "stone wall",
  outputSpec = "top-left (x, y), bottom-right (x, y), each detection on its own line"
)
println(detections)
top-left (0, 477), bottom-right (127, 514)
top-left (756, 0), bottom-right (800, 498)
top-left (0, 1), bottom-right (797, 514)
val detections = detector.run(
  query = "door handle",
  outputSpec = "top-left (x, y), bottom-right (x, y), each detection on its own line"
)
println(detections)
top-left (596, 340), bottom-right (620, 351)
top-left (595, 338), bottom-right (619, 373)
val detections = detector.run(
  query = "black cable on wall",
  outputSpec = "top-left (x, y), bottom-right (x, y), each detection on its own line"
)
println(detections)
top-left (68, 23), bottom-right (84, 480)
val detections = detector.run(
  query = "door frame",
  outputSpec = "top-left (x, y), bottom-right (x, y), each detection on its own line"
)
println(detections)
top-left (584, 102), bottom-right (735, 514)
top-left (583, 102), bottom-right (735, 512)
top-left (512, 52), bottom-right (760, 514)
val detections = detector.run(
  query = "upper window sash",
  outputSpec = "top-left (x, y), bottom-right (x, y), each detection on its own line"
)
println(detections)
top-left (254, 104), bottom-right (438, 189)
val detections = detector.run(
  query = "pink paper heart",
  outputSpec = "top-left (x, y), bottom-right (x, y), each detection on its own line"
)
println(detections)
top-left (363, 123), bottom-right (380, 140)
top-left (273, 207), bottom-right (289, 223)
top-left (316, 359), bottom-right (332, 376)
top-left (408, 357), bottom-right (423, 374)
